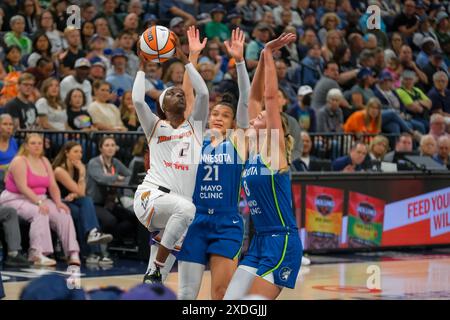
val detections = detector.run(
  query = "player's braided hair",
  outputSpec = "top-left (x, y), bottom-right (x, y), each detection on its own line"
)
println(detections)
top-left (280, 113), bottom-right (293, 166)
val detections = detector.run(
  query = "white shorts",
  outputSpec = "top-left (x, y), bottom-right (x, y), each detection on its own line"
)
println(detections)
top-left (133, 186), bottom-right (194, 232)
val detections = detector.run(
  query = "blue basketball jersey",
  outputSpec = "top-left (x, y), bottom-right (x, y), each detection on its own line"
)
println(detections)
top-left (242, 153), bottom-right (297, 232)
top-left (193, 136), bottom-right (244, 214)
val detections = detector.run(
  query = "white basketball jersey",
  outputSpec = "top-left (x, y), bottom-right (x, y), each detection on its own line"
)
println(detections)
top-left (140, 117), bottom-right (202, 201)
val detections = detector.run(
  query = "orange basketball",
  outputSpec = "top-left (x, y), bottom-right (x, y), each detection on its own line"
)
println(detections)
top-left (139, 25), bottom-right (176, 63)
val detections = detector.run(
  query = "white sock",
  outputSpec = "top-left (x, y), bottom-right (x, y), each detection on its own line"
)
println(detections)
top-left (178, 261), bottom-right (205, 300)
top-left (8, 251), bottom-right (18, 257)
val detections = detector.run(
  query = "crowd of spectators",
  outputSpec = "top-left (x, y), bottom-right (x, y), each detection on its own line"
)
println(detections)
top-left (1, 0), bottom-right (450, 267)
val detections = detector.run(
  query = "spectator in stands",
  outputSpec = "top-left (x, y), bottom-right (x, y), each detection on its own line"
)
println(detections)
top-left (4, 15), bottom-right (32, 55)
top-left (333, 44), bottom-right (358, 91)
top-left (321, 30), bottom-right (342, 62)
top-left (0, 204), bottom-right (30, 267)
top-left (428, 71), bottom-right (450, 120)
top-left (245, 23), bottom-right (274, 71)
top-left (347, 68), bottom-right (376, 106)
top-left (85, 34), bottom-right (110, 72)
top-left (318, 13), bottom-right (341, 46)
top-left (198, 61), bottom-right (217, 93)
top-left (162, 61), bottom-right (185, 88)
top-left (127, 1), bottom-right (144, 30)
top-left (1, 0), bottom-right (20, 32)
top-left (95, 0), bottom-right (123, 38)
top-left (316, 0), bottom-right (337, 23)
top-left (38, 10), bottom-right (63, 55)
top-left (392, 0), bottom-right (419, 41)
top-left (288, 43), bottom-right (324, 90)
top-left (316, 88), bottom-right (344, 133)
top-left (0, 133), bottom-right (80, 266)
top-left (158, 0), bottom-right (196, 26)
top-left (27, 32), bottom-right (52, 68)
top-left (348, 33), bottom-right (365, 66)
top-left (398, 45), bottom-right (428, 85)
top-left (429, 114), bottom-right (449, 141)
top-left (122, 13), bottom-right (140, 42)
top-left (291, 131), bottom-right (318, 172)
top-left (273, 0), bottom-right (302, 27)
top-left (3, 44), bottom-right (25, 72)
top-left (372, 47), bottom-right (386, 76)
top-left (298, 27), bottom-right (319, 60)
top-left (81, 3), bottom-right (97, 23)
top-left (88, 80), bottom-right (127, 132)
top-left (120, 91), bottom-right (139, 131)
top-left (383, 56), bottom-right (402, 88)
top-left (205, 5), bottom-right (230, 42)
top-left (59, 27), bottom-right (85, 77)
top-left (367, 135), bottom-right (390, 161)
top-left (117, 31), bottom-right (139, 77)
top-left (142, 61), bottom-right (165, 113)
top-left (129, 135), bottom-right (146, 174)
top-left (65, 88), bottom-right (96, 132)
top-left (434, 136), bottom-right (450, 169)
top-left (93, 17), bottom-right (114, 49)
top-left (279, 91), bottom-right (302, 162)
top-left (169, 17), bottom-right (186, 38)
top-left (80, 21), bottom-right (95, 50)
top-left (25, 57), bottom-right (54, 92)
top-left (276, 59), bottom-right (296, 108)
top-left (0, 114), bottom-right (17, 176)
top-left (332, 141), bottom-right (368, 172)
top-left (422, 50), bottom-right (450, 90)
top-left (274, 10), bottom-right (295, 37)
top-left (60, 58), bottom-right (93, 106)
top-left (5, 73), bottom-right (39, 129)
top-left (198, 40), bottom-right (224, 84)
top-left (396, 70), bottom-right (432, 133)
top-left (343, 97), bottom-right (382, 134)
top-left (419, 134), bottom-right (437, 157)
top-left (288, 85), bottom-right (316, 132)
top-left (35, 78), bottom-right (67, 131)
top-left (52, 141), bottom-right (113, 264)
top-left (384, 132), bottom-right (414, 162)
top-left (260, 11), bottom-right (276, 31)
top-left (89, 58), bottom-right (107, 83)
top-left (49, 0), bottom-right (69, 32)
top-left (87, 136), bottom-right (134, 239)
top-left (435, 11), bottom-right (450, 47)
top-left (415, 37), bottom-right (439, 70)
top-left (18, 0), bottom-right (40, 35)
top-left (106, 48), bottom-right (134, 96)
top-left (311, 61), bottom-right (348, 110)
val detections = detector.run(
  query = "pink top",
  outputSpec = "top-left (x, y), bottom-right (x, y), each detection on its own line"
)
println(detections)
top-left (6, 158), bottom-right (50, 195)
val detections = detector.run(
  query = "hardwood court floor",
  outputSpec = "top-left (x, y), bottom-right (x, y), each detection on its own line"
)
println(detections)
top-left (3, 253), bottom-right (450, 300)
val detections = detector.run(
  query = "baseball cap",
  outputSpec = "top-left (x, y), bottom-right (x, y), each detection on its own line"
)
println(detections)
top-left (303, 8), bottom-right (315, 18)
top-left (120, 283), bottom-right (177, 300)
top-left (111, 48), bottom-right (128, 61)
top-left (421, 36), bottom-right (436, 48)
top-left (227, 9), bottom-right (241, 20)
top-left (357, 67), bottom-right (374, 80)
top-left (89, 56), bottom-right (107, 69)
top-left (74, 57), bottom-right (91, 68)
top-left (297, 85), bottom-right (313, 96)
top-left (90, 33), bottom-right (106, 43)
top-left (402, 69), bottom-right (417, 79)
top-left (378, 71), bottom-right (393, 81)
top-left (255, 22), bottom-right (274, 34)
top-left (436, 11), bottom-right (449, 24)
top-left (431, 49), bottom-right (444, 59)
top-left (210, 4), bottom-right (227, 15)
top-left (20, 274), bottom-right (86, 300)
top-left (170, 17), bottom-right (184, 29)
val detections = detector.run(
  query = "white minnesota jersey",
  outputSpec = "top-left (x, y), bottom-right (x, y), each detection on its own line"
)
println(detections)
top-left (140, 116), bottom-right (203, 201)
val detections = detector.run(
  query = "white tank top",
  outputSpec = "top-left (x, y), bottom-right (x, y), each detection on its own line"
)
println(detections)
top-left (139, 116), bottom-right (202, 201)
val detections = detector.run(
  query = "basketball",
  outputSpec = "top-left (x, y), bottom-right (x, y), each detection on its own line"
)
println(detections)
top-left (139, 25), bottom-right (176, 63)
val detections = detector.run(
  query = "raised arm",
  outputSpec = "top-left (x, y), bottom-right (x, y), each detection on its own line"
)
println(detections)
top-left (179, 26), bottom-right (209, 131)
top-left (182, 27), bottom-right (207, 118)
top-left (225, 28), bottom-right (250, 129)
top-left (264, 34), bottom-right (296, 169)
top-left (132, 55), bottom-right (159, 139)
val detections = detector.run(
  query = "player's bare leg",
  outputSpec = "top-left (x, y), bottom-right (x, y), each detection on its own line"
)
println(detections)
top-left (210, 254), bottom-right (238, 300)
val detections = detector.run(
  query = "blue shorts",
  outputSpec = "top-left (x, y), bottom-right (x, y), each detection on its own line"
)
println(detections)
top-left (177, 211), bottom-right (244, 265)
top-left (240, 227), bottom-right (302, 289)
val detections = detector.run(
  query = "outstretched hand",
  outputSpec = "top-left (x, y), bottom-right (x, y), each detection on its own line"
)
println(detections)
top-left (224, 28), bottom-right (245, 62)
top-left (186, 25), bottom-right (207, 55)
top-left (265, 33), bottom-right (296, 52)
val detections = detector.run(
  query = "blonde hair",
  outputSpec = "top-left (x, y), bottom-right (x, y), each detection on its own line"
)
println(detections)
top-left (369, 135), bottom-right (389, 155)
top-left (162, 61), bottom-right (184, 84)
top-left (40, 78), bottom-right (64, 110)
top-left (17, 133), bottom-right (45, 157)
top-left (281, 113), bottom-right (294, 167)
top-left (365, 97), bottom-right (382, 132)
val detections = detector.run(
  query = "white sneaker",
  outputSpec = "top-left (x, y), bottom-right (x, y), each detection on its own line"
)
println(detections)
top-left (87, 229), bottom-right (113, 245)
top-left (98, 256), bottom-right (114, 266)
top-left (29, 254), bottom-right (57, 267)
top-left (86, 254), bottom-right (100, 264)
top-left (301, 256), bottom-right (311, 266)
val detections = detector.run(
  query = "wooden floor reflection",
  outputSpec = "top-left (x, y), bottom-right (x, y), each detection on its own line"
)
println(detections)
top-left (4, 256), bottom-right (450, 300)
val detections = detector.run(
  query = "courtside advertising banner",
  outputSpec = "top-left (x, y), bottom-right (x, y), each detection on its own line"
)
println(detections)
top-left (382, 187), bottom-right (450, 246)
top-left (347, 192), bottom-right (385, 248)
top-left (305, 185), bottom-right (344, 250)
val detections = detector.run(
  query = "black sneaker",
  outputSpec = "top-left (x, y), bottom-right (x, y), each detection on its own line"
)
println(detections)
top-left (143, 267), bottom-right (162, 284)
top-left (4, 253), bottom-right (32, 268)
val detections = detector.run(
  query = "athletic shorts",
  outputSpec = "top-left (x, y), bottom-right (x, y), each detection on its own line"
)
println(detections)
top-left (240, 228), bottom-right (302, 289)
top-left (177, 211), bottom-right (244, 265)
